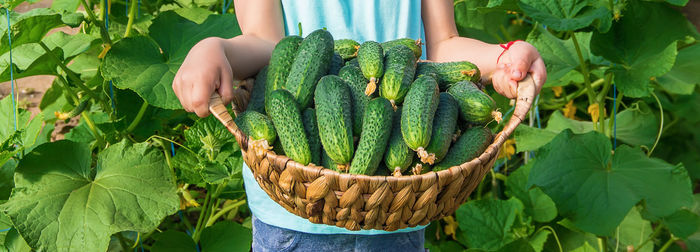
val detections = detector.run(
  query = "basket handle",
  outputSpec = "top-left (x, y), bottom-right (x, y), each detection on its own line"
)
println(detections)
top-left (208, 92), bottom-right (249, 151)
top-left (492, 74), bottom-right (537, 147)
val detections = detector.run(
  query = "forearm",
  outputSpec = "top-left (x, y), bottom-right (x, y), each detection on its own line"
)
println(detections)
top-left (427, 36), bottom-right (503, 82)
top-left (218, 34), bottom-right (278, 80)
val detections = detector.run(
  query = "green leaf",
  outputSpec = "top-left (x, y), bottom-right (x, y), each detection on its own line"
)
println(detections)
top-left (42, 31), bottom-right (99, 60)
top-left (3, 228), bottom-right (31, 252)
top-left (453, 0), bottom-right (516, 44)
top-left (0, 96), bottom-right (43, 149)
top-left (151, 230), bottom-right (197, 252)
top-left (591, 1), bottom-right (693, 97)
top-left (519, 0), bottom-right (611, 32)
top-left (172, 7), bottom-right (215, 24)
top-left (1, 140), bottom-right (179, 251)
top-left (611, 101), bottom-right (658, 148)
top-left (514, 111), bottom-right (593, 152)
top-left (528, 130), bottom-right (693, 235)
top-left (0, 160), bottom-right (16, 200)
top-left (51, 0), bottom-right (81, 12)
top-left (39, 79), bottom-right (72, 122)
top-left (0, 8), bottom-right (65, 56)
top-left (200, 221), bottom-right (252, 252)
top-left (102, 11), bottom-right (241, 109)
top-left (184, 115), bottom-right (236, 157)
top-left (528, 229), bottom-right (550, 252)
top-left (0, 44), bottom-right (62, 82)
top-left (657, 43), bottom-right (700, 95)
top-left (617, 207), bottom-right (652, 252)
top-left (570, 242), bottom-right (598, 252)
top-left (455, 197), bottom-right (525, 250)
top-left (663, 209), bottom-right (700, 239)
top-left (172, 149), bottom-right (205, 184)
top-left (505, 162), bottom-right (557, 222)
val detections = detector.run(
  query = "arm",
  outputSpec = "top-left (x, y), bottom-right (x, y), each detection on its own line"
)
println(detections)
top-left (421, 0), bottom-right (546, 98)
top-left (173, 0), bottom-right (284, 117)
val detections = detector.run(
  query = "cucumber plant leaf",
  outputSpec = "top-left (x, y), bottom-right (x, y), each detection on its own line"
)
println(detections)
top-left (200, 221), bottom-right (252, 252)
top-left (0, 44), bottom-right (62, 82)
top-left (455, 197), bottom-right (525, 251)
top-left (505, 162), bottom-right (558, 223)
top-left (528, 130), bottom-right (693, 235)
top-left (657, 43), bottom-right (700, 95)
top-left (102, 11), bottom-right (241, 109)
top-left (151, 230), bottom-right (197, 252)
top-left (617, 207), bottom-right (652, 252)
top-left (518, 0), bottom-right (611, 32)
top-left (41, 31), bottom-right (99, 60)
top-left (0, 96), bottom-right (43, 151)
top-left (1, 140), bottom-right (180, 251)
top-left (662, 209), bottom-right (700, 239)
top-left (0, 8), bottom-right (64, 56)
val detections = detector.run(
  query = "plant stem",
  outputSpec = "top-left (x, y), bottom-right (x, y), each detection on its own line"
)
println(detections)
top-left (638, 223), bottom-right (665, 250)
top-left (205, 200), bottom-right (247, 227)
top-left (124, 0), bottom-right (138, 38)
top-left (597, 73), bottom-right (613, 134)
top-left (193, 185), bottom-right (213, 242)
top-left (38, 42), bottom-right (103, 104)
top-left (539, 226), bottom-right (563, 252)
top-left (608, 92), bottom-right (623, 133)
top-left (570, 32), bottom-right (597, 117)
top-left (80, 0), bottom-right (113, 45)
top-left (648, 92), bottom-right (664, 157)
top-left (54, 76), bottom-right (106, 147)
top-left (658, 238), bottom-right (677, 252)
top-left (126, 101), bottom-right (148, 133)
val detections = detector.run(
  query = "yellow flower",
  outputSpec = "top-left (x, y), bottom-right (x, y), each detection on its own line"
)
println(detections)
top-left (178, 185), bottom-right (200, 210)
top-left (552, 86), bottom-right (563, 97)
top-left (562, 100), bottom-right (577, 119)
top-left (498, 139), bottom-right (516, 160)
top-left (443, 216), bottom-right (458, 240)
top-left (54, 111), bottom-right (71, 121)
top-left (587, 103), bottom-right (605, 124)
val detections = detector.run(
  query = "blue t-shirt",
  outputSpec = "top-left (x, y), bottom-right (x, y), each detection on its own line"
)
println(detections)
top-left (242, 0), bottom-right (427, 235)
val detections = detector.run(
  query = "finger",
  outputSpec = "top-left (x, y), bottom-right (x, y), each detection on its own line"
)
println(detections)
top-left (506, 57), bottom-right (530, 82)
top-left (492, 70), bottom-right (517, 99)
top-left (172, 75), bottom-right (185, 110)
top-left (190, 79), bottom-right (216, 118)
top-left (218, 67), bottom-right (234, 105)
top-left (530, 57), bottom-right (547, 93)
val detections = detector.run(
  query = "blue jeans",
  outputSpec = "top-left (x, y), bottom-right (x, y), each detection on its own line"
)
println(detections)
top-left (252, 216), bottom-right (426, 252)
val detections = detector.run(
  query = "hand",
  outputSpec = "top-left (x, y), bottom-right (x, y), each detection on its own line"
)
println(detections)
top-left (490, 41), bottom-right (546, 99)
top-left (172, 37), bottom-right (234, 117)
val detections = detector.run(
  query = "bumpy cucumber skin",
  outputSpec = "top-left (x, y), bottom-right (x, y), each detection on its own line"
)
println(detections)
top-left (358, 41), bottom-right (384, 81)
top-left (335, 39), bottom-right (360, 60)
top-left (433, 127), bottom-right (493, 171)
top-left (345, 58), bottom-right (359, 68)
top-left (286, 29), bottom-right (335, 109)
top-left (382, 38), bottom-right (422, 59)
top-left (349, 97), bottom-right (394, 175)
top-left (423, 93), bottom-right (459, 164)
top-left (234, 110), bottom-right (277, 144)
top-left (384, 108), bottom-right (414, 174)
top-left (329, 52), bottom-right (343, 75)
top-left (447, 81), bottom-right (497, 124)
top-left (379, 45), bottom-right (417, 105)
top-left (246, 65), bottom-right (268, 113)
top-left (321, 148), bottom-right (336, 171)
top-left (265, 36), bottom-right (302, 112)
top-left (419, 61), bottom-right (481, 89)
top-left (314, 75), bottom-right (355, 167)
top-left (338, 65), bottom-right (370, 137)
top-left (302, 108), bottom-right (322, 165)
top-left (266, 90), bottom-right (311, 165)
top-left (414, 63), bottom-right (440, 87)
top-left (401, 76), bottom-right (440, 151)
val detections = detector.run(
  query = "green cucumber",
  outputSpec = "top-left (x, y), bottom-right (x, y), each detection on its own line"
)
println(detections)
top-left (314, 75), bottom-right (355, 171)
top-left (266, 89), bottom-right (311, 165)
top-left (357, 41), bottom-right (384, 96)
top-left (379, 45), bottom-right (417, 108)
top-left (349, 97), bottom-right (394, 175)
top-left (265, 35), bottom-right (302, 112)
top-left (401, 76), bottom-right (440, 160)
top-left (234, 110), bottom-right (277, 145)
top-left (414, 62), bottom-right (439, 84)
top-left (345, 57), bottom-right (359, 68)
top-left (433, 127), bottom-right (493, 171)
top-left (302, 108), bottom-right (322, 165)
top-left (272, 138), bottom-right (284, 155)
top-left (67, 96), bottom-right (90, 118)
top-left (419, 61), bottom-right (481, 88)
top-left (338, 65), bottom-right (370, 137)
top-left (447, 81), bottom-right (501, 124)
top-left (329, 52), bottom-right (343, 75)
top-left (286, 29), bottom-right (334, 108)
top-left (246, 65), bottom-right (268, 113)
top-left (383, 108), bottom-right (414, 176)
top-left (321, 148), bottom-right (336, 171)
top-left (334, 39), bottom-right (360, 60)
top-left (382, 38), bottom-right (422, 59)
top-left (421, 93), bottom-right (459, 164)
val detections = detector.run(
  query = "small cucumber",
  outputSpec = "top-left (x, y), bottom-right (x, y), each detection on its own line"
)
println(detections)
top-left (357, 41), bottom-right (384, 96)
top-left (382, 38), bottom-right (422, 59)
top-left (302, 108), bottom-right (322, 165)
top-left (334, 39), bottom-right (360, 60)
top-left (338, 65), bottom-right (370, 137)
top-left (321, 148), bottom-right (336, 171)
top-left (329, 52), bottom-right (343, 75)
top-left (349, 97), bottom-right (394, 175)
top-left (246, 65), bottom-right (268, 113)
top-left (414, 62), bottom-right (439, 84)
top-left (447, 81), bottom-right (501, 124)
top-left (234, 110), bottom-right (277, 145)
top-left (401, 76), bottom-right (440, 161)
top-left (421, 93), bottom-right (459, 164)
top-left (345, 57), bottom-right (359, 68)
top-left (383, 108), bottom-right (414, 176)
top-left (379, 45), bottom-right (417, 108)
top-left (433, 127), bottom-right (493, 171)
top-left (266, 89), bottom-right (311, 165)
top-left (314, 75), bottom-right (355, 171)
top-left (265, 35), bottom-right (303, 112)
top-left (286, 29), bottom-right (335, 109)
top-left (418, 61), bottom-right (481, 88)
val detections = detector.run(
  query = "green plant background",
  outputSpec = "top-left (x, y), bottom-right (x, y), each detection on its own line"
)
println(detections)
top-left (0, 0), bottom-right (699, 251)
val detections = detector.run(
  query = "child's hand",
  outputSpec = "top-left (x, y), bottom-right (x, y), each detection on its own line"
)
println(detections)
top-left (490, 41), bottom-right (546, 99)
top-left (172, 37), bottom-right (234, 117)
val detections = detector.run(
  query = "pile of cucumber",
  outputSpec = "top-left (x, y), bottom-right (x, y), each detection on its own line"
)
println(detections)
top-left (237, 29), bottom-right (500, 176)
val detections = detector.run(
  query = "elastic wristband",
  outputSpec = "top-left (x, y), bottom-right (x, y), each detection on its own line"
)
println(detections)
top-left (496, 40), bottom-right (523, 64)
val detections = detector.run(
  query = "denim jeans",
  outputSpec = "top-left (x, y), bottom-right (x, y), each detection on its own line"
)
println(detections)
top-left (252, 216), bottom-right (426, 252)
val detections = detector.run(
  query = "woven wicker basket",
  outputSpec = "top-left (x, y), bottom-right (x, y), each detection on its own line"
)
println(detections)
top-left (208, 75), bottom-right (536, 231)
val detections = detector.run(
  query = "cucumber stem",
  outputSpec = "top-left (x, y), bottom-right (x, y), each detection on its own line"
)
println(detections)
top-left (570, 32), bottom-right (597, 126)
top-left (124, 0), bottom-right (138, 38)
top-left (126, 100), bottom-right (149, 133)
top-left (365, 78), bottom-right (377, 96)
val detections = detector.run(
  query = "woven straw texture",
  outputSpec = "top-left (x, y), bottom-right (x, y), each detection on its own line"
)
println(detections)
top-left (209, 75), bottom-right (536, 231)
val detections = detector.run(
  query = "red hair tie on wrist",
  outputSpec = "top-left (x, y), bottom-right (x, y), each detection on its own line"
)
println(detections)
top-left (497, 40), bottom-right (523, 64)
